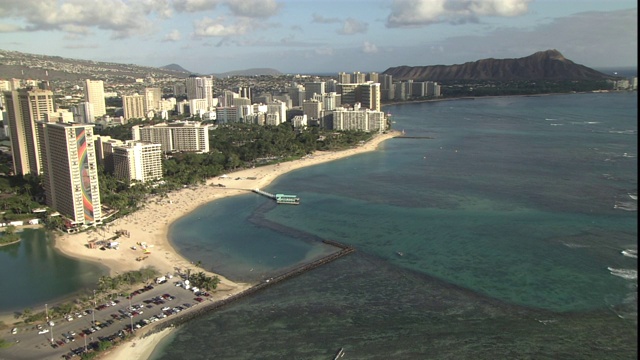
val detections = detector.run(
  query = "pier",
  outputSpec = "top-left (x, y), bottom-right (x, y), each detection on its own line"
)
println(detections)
top-left (253, 188), bottom-right (275, 199)
top-left (253, 188), bottom-right (300, 205)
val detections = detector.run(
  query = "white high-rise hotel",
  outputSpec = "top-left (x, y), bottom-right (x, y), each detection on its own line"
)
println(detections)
top-left (84, 79), bottom-right (106, 118)
top-left (3, 88), bottom-right (55, 176)
top-left (132, 122), bottom-right (210, 153)
top-left (39, 122), bottom-right (102, 228)
top-left (112, 142), bottom-right (163, 186)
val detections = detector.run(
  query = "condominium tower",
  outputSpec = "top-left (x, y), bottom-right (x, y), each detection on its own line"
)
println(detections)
top-left (186, 76), bottom-right (214, 108)
top-left (39, 122), bottom-right (102, 227)
top-left (3, 88), bottom-right (55, 175)
top-left (123, 94), bottom-right (146, 120)
top-left (131, 122), bottom-right (210, 153)
top-left (84, 79), bottom-right (106, 118)
top-left (112, 142), bottom-right (163, 185)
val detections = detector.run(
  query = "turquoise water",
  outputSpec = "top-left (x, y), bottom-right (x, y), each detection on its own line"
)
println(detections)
top-left (0, 229), bottom-right (107, 312)
top-left (158, 92), bottom-right (637, 359)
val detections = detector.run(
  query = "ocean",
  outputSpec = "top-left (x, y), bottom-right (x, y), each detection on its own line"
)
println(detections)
top-left (158, 92), bottom-right (637, 359)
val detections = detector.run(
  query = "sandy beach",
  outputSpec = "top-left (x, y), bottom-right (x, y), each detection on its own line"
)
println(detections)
top-left (46, 130), bottom-right (398, 360)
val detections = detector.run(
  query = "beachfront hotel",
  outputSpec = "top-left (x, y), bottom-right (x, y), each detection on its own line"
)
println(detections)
top-left (3, 88), bottom-right (55, 176)
top-left (39, 122), bottom-right (102, 228)
top-left (332, 104), bottom-right (387, 133)
top-left (131, 122), bottom-right (210, 153)
top-left (112, 141), bottom-right (163, 186)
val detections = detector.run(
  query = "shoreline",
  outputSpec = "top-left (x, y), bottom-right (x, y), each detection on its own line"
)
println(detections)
top-left (28, 129), bottom-right (399, 360)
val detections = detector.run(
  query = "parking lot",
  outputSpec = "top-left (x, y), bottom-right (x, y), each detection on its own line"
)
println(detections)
top-left (2, 279), bottom-right (212, 360)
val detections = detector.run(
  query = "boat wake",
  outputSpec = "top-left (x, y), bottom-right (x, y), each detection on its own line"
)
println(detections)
top-left (608, 267), bottom-right (638, 280)
top-left (562, 242), bottom-right (590, 249)
top-left (608, 129), bottom-right (637, 135)
top-left (622, 249), bottom-right (638, 259)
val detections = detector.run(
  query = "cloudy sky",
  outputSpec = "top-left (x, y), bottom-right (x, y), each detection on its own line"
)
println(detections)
top-left (0, 0), bottom-right (636, 74)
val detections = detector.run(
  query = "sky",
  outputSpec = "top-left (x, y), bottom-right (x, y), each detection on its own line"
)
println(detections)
top-left (0, 0), bottom-right (637, 74)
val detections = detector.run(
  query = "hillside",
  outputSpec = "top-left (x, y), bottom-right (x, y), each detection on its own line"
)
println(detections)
top-left (382, 50), bottom-right (614, 82)
top-left (161, 63), bottom-right (192, 74)
top-left (0, 49), bottom-right (192, 82)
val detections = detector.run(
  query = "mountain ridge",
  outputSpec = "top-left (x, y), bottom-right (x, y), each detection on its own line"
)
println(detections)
top-left (382, 50), bottom-right (614, 81)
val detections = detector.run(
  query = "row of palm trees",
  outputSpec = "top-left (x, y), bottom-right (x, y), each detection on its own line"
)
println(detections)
top-left (97, 267), bottom-right (160, 293)
top-left (188, 271), bottom-right (220, 291)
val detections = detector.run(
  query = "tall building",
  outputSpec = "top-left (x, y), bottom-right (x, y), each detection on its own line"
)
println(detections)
top-left (352, 71), bottom-right (366, 84)
top-left (4, 88), bottom-right (55, 175)
top-left (380, 74), bottom-right (394, 100)
top-left (332, 106), bottom-right (387, 133)
top-left (131, 122), bottom-right (210, 153)
top-left (338, 72), bottom-right (351, 84)
top-left (39, 122), bottom-right (102, 228)
top-left (186, 76), bottom-right (214, 108)
top-left (322, 92), bottom-right (341, 110)
top-left (144, 87), bottom-right (162, 111)
top-left (84, 79), bottom-right (106, 118)
top-left (94, 135), bottom-right (123, 173)
top-left (304, 82), bottom-right (325, 100)
top-left (236, 87), bottom-right (252, 102)
top-left (71, 102), bottom-right (95, 123)
top-left (286, 84), bottom-right (305, 107)
top-left (266, 100), bottom-right (287, 125)
top-left (337, 83), bottom-right (358, 106)
top-left (302, 99), bottom-right (322, 120)
top-left (325, 79), bottom-right (338, 93)
top-left (112, 141), bottom-right (163, 185)
top-left (358, 82), bottom-right (381, 111)
top-left (216, 106), bottom-right (239, 124)
top-left (367, 72), bottom-right (379, 83)
top-left (412, 82), bottom-right (426, 97)
top-left (123, 94), bottom-right (146, 120)
top-left (426, 81), bottom-right (441, 97)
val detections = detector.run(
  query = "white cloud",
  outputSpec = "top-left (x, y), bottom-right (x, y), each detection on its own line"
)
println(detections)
top-left (0, 22), bottom-right (23, 32)
top-left (193, 17), bottom-right (252, 37)
top-left (312, 13), bottom-right (341, 24)
top-left (173, 0), bottom-right (280, 17)
top-left (225, 0), bottom-right (280, 18)
top-left (387, 0), bottom-right (531, 27)
top-left (362, 41), bottom-right (378, 53)
top-left (0, 0), bottom-right (171, 38)
top-left (163, 29), bottom-right (182, 42)
top-left (173, 0), bottom-right (221, 12)
top-left (338, 18), bottom-right (368, 35)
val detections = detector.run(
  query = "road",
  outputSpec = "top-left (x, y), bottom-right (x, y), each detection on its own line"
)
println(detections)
top-left (1, 279), bottom-right (208, 360)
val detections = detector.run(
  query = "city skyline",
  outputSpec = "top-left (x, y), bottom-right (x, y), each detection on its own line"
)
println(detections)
top-left (0, 0), bottom-right (637, 75)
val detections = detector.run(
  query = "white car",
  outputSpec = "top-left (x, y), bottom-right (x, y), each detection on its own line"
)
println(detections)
top-left (38, 329), bottom-right (49, 334)
top-left (11, 328), bottom-right (17, 334)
